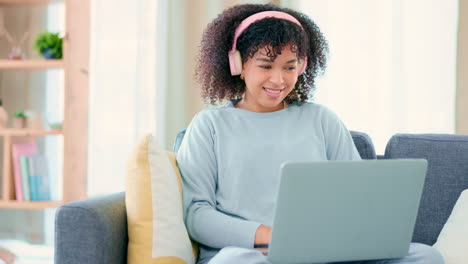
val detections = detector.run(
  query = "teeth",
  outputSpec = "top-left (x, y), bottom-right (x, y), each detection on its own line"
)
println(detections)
top-left (265, 88), bottom-right (281, 94)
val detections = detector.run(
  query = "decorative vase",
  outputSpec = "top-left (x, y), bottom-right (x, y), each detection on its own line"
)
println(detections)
top-left (0, 106), bottom-right (7, 128)
top-left (0, 99), bottom-right (8, 128)
top-left (12, 117), bottom-right (25, 129)
top-left (43, 49), bottom-right (58, 59)
top-left (8, 45), bottom-right (26, 60)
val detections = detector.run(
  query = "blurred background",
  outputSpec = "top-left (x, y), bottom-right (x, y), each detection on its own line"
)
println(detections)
top-left (0, 0), bottom-right (465, 262)
top-left (90, 0), bottom-right (463, 195)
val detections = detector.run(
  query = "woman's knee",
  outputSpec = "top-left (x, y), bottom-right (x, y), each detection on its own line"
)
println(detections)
top-left (408, 243), bottom-right (444, 264)
top-left (208, 246), bottom-right (269, 264)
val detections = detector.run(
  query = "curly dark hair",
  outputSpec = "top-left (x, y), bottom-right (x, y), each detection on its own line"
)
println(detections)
top-left (196, 3), bottom-right (329, 105)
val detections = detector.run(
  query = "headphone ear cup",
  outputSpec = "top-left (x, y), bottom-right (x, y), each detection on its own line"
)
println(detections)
top-left (232, 50), bottom-right (242, 76)
top-left (228, 50), bottom-right (243, 75)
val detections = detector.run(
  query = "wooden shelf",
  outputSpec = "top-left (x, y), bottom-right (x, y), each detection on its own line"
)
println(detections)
top-left (0, 129), bottom-right (62, 136)
top-left (0, 0), bottom-right (61, 6)
top-left (0, 59), bottom-right (64, 71)
top-left (0, 200), bottom-right (64, 209)
top-left (0, 0), bottom-right (89, 212)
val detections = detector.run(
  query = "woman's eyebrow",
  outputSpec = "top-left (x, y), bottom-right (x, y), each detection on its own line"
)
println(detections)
top-left (256, 58), bottom-right (273, 62)
top-left (255, 58), bottom-right (298, 63)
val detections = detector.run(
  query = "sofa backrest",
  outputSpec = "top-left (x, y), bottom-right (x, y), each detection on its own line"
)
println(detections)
top-left (385, 133), bottom-right (468, 245)
top-left (173, 128), bottom-right (377, 159)
top-left (349, 131), bottom-right (377, 159)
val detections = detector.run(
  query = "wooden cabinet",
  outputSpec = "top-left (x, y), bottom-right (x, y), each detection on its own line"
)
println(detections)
top-left (0, 0), bottom-right (88, 209)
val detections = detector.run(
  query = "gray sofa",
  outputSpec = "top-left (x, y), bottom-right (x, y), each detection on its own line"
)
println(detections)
top-left (54, 131), bottom-right (468, 264)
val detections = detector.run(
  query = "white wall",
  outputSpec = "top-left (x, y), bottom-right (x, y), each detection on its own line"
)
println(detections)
top-left (300, 0), bottom-right (458, 153)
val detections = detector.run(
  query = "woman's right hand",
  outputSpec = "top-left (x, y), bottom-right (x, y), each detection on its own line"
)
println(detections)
top-left (254, 224), bottom-right (272, 245)
top-left (254, 225), bottom-right (272, 255)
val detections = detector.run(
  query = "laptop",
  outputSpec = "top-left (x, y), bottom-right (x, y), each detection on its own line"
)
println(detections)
top-left (266, 159), bottom-right (427, 264)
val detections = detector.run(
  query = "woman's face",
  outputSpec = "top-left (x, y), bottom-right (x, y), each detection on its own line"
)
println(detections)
top-left (240, 44), bottom-right (300, 112)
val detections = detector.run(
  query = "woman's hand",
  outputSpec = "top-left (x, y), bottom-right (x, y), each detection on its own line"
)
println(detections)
top-left (254, 224), bottom-right (272, 245)
top-left (254, 225), bottom-right (272, 255)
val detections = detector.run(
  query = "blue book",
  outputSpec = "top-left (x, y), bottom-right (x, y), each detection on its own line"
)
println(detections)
top-left (29, 174), bottom-right (37, 201)
top-left (28, 154), bottom-right (51, 201)
top-left (19, 156), bottom-right (31, 201)
top-left (28, 156), bottom-right (37, 201)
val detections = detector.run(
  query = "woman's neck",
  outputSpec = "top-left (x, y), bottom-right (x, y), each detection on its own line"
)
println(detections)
top-left (235, 98), bottom-right (287, 113)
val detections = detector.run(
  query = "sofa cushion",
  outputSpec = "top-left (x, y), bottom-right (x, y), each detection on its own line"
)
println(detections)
top-left (126, 134), bottom-right (197, 264)
top-left (173, 128), bottom-right (376, 159)
top-left (384, 133), bottom-right (468, 245)
top-left (433, 189), bottom-right (468, 264)
top-left (349, 131), bottom-right (377, 159)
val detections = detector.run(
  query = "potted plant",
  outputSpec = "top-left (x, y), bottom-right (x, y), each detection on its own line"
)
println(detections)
top-left (34, 31), bottom-right (63, 59)
top-left (0, 99), bottom-right (8, 128)
top-left (12, 110), bottom-right (26, 129)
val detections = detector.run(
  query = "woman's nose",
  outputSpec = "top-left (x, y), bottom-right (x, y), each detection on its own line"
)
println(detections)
top-left (269, 69), bottom-right (285, 85)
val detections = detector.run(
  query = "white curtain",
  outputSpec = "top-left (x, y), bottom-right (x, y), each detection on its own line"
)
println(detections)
top-left (88, 0), bottom-right (162, 195)
top-left (298, 0), bottom-right (459, 153)
top-left (87, 0), bottom-right (273, 195)
top-left (457, 0), bottom-right (468, 134)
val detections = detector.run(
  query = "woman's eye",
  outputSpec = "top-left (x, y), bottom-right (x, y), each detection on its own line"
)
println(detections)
top-left (286, 66), bottom-right (296, 71)
top-left (259, 65), bottom-right (272, 69)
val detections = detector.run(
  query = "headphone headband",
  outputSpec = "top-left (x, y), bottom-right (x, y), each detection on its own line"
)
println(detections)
top-left (228, 11), bottom-right (308, 76)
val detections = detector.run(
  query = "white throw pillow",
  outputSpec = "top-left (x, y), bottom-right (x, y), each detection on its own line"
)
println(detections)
top-left (433, 189), bottom-right (468, 264)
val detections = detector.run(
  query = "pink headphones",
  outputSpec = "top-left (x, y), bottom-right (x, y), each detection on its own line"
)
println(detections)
top-left (228, 11), bottom-right (308, 76)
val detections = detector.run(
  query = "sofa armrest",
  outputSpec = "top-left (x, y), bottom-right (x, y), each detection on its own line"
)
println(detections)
top-left (55, 192), bottom-right (128, 264)
top-left (385, 133), bottom-right (468, 245)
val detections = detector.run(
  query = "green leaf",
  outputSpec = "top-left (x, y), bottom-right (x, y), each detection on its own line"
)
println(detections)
top-left (34, 31), bottom-right (63, 58)
top-left (13, 110), bottom-right (26, 118)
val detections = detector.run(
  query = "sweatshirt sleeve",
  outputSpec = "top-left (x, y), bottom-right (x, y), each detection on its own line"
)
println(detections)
top-left (176, 112), bottom-right (261, 249)
top-left (321, 106), bottom-right (362, 161)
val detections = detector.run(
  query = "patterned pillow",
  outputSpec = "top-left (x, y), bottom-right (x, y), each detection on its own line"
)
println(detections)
top-left (126, 134), bottom-right (198, 264)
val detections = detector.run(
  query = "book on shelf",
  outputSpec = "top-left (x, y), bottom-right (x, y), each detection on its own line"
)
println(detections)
top-left (11, 142), bottom-right (38, 201)
top-left (11, 143), bottom-right (51, 201)
top-left (28, 154), bottom-right (51, 201)
top-left (19, 156), bottom-right (31, 201)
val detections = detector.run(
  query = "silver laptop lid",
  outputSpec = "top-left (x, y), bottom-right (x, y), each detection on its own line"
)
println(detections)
top-left (268, 159), bottom-right (427, 264)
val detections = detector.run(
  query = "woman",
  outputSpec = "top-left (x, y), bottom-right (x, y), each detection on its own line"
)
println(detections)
top-left (176, 4), bottom-right (443, 264)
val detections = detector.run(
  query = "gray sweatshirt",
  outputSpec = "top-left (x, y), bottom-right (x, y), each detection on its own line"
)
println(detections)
top-left (176, 101), bottom-right (361, 262)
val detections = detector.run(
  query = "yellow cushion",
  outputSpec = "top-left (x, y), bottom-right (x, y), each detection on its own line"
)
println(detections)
top-left (126, 134), bottom-right (198, 264)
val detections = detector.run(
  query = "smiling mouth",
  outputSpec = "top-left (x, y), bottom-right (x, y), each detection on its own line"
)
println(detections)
top-left (263, 87), bottom-right (284, 94)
